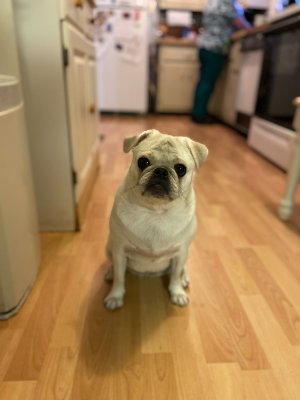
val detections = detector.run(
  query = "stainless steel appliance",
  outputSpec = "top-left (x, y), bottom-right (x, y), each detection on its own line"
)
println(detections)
top-left (248, 6), bottom-right (300, 170)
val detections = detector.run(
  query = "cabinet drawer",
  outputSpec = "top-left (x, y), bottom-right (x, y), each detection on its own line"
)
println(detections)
top-left (160, 0), bottom-right (206, 11)
top-left (159, 46), bottom-right (198, 63)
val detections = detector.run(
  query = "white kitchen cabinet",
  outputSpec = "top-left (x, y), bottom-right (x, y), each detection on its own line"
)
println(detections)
top-left (156, 45), bottom-right (199, 113)
top-left (208, 67), bottom-right (227, 118)
top-left (221, 70), bottom-right (239, 125)
top-left (14, 0), bottom-right (99, 231)
top-left (160, 0), bottom-right (206, 11)
top-left (208, 41), bottom-right (241, 125)
top-left (63, 22), bottom-right (98, 206)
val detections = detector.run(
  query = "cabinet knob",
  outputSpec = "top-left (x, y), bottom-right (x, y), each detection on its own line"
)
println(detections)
top-left (75, 0), bottom-right (84, 8)
top-left (89, 104), bottom-right (96, 114)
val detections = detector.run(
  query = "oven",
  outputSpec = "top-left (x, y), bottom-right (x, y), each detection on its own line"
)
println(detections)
top-left (248, 7), bottom-right (300, 170)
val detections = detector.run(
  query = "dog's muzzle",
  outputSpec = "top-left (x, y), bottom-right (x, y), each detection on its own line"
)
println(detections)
top-left (144, 167), bottom-right (170, 198)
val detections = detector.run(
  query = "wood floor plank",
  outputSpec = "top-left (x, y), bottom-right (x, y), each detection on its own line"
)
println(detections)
top-left (249, 202), bottom-right (300, 254)
top-left (238, 248), bottom-right (300, 345)
top-left (4, 256), bottom-right (75, 381)
top-left (0, 381), bottom-right (36, 400)
top-left (208, 363), bottom-right (245, 400)
top-left (141, 354), bottom-right (180, 400)
top-left (0, 330), bottom-right (22, 381)
top-left (240, 295), bottom-right (300, 400)
top-left (242, 370), bottom-right (287, 400)
top-left (253, 246), bottom-right (300, 314)
top-left (70, 273), bottom-right (142, 400)
top-left (191, 247), bottom-right (269, 370)
top-left (167, 315), bottom-right (216, 400)
top-left (216, 209), bottom-right (250, 248)
top-left (49, 246), bottom-right (102, 348)
top-left (214, 237), bottom-right (258, 296)
top-left (275, 250), bottom-right (300, 283)
top-left (1, 115), bottom-right (300, 399)
top-left (140, 277), bottom-right (172, 354)
top-left (34, 347), bottom-right (78, 400)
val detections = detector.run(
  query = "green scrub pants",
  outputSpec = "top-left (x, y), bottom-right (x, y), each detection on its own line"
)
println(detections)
top-left (192, 48), bottom-right (226, 121)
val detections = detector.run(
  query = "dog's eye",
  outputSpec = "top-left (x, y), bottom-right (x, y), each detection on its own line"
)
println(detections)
top-left (138, 157), bottom-right (150, 171)
top-left (174, 164), bottom-right (186, 177)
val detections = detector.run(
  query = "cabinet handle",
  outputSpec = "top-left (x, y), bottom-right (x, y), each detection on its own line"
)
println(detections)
top-left (75, 0), bottom-right (84, 8)
top-left (89, 104), bottom-right (96, 114)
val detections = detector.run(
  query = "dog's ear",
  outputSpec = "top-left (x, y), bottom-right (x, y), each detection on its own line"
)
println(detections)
top-left (185, 138), bottom-right (208, 169)
top-left (123, 130), bottom-right (156, 153)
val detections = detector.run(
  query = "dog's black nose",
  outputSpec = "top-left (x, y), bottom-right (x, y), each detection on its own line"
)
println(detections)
top-left (153, 167), bottom-right (168, 178)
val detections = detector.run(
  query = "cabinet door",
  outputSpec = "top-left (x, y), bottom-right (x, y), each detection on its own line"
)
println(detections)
top-left (85, 39), bottom-right (98, 156)
top-left (160, 0), bottom-right (206, 11)
top-left (60, 0), bottom-right (83, 28)
top-left (63, 22), bottom-right (98, 202)
top-left (83, 1), bottom-right (95, 39)
top-left (157, 62), bottom-right (199, 112)
top-left (221, 71), bottom-right (239, 125)
top-left (208, 67), bottom-right (228, 118)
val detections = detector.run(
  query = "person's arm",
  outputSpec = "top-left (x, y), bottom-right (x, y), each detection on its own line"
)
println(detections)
top-left (232, 16), bottom-right (251, 30)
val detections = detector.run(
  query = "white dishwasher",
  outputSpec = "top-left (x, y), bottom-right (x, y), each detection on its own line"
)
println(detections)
top-left (0, 76), bottom-right (40, 319)
top-left (235, 32), bottom-right (264, 134)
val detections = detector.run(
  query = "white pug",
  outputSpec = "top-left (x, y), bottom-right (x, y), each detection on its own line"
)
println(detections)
top-left (104, 129), bottom-right (208, 310)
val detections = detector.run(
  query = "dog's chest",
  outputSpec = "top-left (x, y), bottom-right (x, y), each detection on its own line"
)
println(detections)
top-left (116, 199), bottom-right (190, 251)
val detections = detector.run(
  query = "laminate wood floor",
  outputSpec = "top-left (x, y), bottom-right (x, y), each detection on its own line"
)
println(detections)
top-left (1, 115), bottom-right (300, 400)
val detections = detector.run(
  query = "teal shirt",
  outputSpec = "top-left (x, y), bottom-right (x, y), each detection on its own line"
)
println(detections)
top-left (200, 0), bottom-right (241, 55)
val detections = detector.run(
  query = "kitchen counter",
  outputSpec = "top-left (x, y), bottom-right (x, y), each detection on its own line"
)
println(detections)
top-left (158, 27), bottom-right (268, 47)
top-left (157, 37), bottom-right (197, 47)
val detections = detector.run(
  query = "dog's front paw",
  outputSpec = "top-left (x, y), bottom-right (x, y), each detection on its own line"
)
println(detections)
top-left (181, 273), bottom-right (190, 289)
top-left (105, 266), bottom-right (113, 282)
top-left (170, 290), bottom-right (189, 307)
top-left (104, 295), bottom-right (124, 310)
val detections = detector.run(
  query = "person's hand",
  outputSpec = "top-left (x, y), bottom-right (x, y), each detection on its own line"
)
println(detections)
top-left (231, 29), bottom-right (247, 40)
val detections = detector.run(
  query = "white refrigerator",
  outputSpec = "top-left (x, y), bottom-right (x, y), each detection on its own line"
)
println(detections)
top-left (96, 0), bottom-right (156, 113)
top-left (0, 0), bottom-right (40, 320)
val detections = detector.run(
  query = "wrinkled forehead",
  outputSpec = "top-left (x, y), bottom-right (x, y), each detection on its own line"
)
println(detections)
top-left (133, 135), bottom-right (191, 165)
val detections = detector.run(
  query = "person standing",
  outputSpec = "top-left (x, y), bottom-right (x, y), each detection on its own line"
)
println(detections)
top-left (192, 0), bottom-right (251, 124)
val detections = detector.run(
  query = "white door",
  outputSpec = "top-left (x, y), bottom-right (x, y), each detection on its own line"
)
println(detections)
top-left (85, 40), bottom-right (99, 157)
top-left (63, 22), bottom-right (98, 202)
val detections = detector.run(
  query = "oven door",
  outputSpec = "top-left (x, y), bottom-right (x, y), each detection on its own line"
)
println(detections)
top-left (256, 15), bottom-right (300, 130)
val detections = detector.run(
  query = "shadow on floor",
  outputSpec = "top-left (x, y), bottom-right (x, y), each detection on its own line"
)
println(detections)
top-left (77, 260), bottom-right (176, 377)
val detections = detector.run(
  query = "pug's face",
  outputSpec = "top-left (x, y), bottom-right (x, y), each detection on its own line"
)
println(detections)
top-left (123, 130), bottom-right (208, 204)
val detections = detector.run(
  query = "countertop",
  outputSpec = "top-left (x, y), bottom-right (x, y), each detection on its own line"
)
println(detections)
top-left (157, 37), bottom-right (197, 47)
top-left (158, 24), bottom-right (269, 47)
